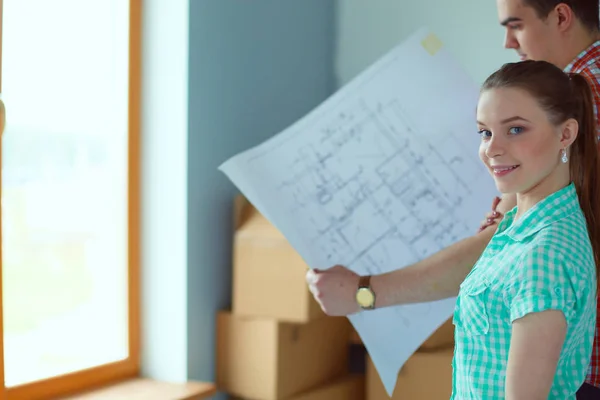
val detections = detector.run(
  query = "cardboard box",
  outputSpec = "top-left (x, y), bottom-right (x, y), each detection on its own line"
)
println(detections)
top-left (366, 348), bottom-right (453, 400)
top-left (229, 374), bottom-right (365, 400)
top-left (349, 318), bottom-right (452, 350)
top-left (216, 311), bottom-right (351, 400)
top-left (419, 317), bottom-right (454, 350)
top-left (349, 327), bottom-right (362, 345)
top-left (232, 196), bottom-right (324, 322)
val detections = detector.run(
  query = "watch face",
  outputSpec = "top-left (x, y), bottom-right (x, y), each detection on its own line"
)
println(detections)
top-left (356, 287), bottom-right (374, 307)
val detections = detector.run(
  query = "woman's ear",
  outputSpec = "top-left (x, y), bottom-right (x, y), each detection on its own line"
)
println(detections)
top-left (560, 118), bottom-right (578, 148)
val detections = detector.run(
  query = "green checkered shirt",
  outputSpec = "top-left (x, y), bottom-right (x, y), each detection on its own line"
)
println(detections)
top-left (451, 183), bottom-right (597, 399)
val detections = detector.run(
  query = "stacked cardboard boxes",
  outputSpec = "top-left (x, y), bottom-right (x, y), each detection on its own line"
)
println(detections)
top-left (216, 196), bottom-right (363, 400)
top-left (218, 196), bottom-right (456, 399)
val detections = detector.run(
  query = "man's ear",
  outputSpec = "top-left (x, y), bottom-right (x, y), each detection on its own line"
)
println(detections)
top-left (560, 118), bottom-right (578, 148)
top-left (554, 3), bottom-right (575, 33)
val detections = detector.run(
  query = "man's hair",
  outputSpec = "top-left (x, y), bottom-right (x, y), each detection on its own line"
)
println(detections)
top-left (523, 0), bottom-right (599, 32)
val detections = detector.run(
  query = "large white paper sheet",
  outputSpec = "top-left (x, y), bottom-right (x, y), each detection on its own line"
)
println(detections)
top-left (219, 27), bottom-right (499, 395)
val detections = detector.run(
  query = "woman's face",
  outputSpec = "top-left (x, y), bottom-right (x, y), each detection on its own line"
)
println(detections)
top-left (476, 87), bottom-right (573, 196)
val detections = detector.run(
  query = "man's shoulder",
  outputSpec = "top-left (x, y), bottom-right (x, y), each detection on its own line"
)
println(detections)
top-left (579, 63), bottom-right (600, 86)
top-left (571, 46), bottom-right (600, 85)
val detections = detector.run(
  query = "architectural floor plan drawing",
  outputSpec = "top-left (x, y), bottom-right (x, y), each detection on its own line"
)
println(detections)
top-left (219, 27), bottom-right (499, 396)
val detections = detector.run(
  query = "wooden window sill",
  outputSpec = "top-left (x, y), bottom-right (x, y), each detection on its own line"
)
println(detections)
top-left (56, 378), bottom-right (217, 400)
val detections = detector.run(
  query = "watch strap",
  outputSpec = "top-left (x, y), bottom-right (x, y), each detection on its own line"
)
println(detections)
top-left (358, 275), bottom-right (371, 289)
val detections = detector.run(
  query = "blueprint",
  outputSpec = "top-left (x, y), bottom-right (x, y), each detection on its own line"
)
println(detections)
top-left (219, 27), bottom-right (499, 396)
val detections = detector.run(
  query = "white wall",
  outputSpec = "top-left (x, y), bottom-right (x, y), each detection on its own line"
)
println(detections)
top-left (335, 0), bottom-right (518, 88)
top-left (140, 0), bottom-right (189, 383)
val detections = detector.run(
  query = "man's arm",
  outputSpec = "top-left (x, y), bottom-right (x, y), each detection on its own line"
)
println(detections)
top-left (307, 193), bottom-right (516, 315)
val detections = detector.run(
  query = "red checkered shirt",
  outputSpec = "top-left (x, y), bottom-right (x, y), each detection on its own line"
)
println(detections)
top-left (564, 39), bottom-right (600, 388)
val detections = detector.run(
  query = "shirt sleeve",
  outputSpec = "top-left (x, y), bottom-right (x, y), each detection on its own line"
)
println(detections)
top-left (505, 245), bottom-right (577, 323)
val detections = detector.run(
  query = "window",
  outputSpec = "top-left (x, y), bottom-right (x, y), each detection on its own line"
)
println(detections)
top-left (0, 0), bottom-right (141, 398)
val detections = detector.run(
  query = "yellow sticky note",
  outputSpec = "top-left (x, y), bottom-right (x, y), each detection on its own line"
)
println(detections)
top-left (421, 33), bottom-right (443, 56)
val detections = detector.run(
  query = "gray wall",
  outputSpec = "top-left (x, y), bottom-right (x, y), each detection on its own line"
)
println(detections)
top-left (186, 1), bottom-right (337, 396)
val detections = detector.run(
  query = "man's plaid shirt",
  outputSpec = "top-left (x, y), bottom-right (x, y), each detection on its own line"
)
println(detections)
top-left (564, 39), bottom-right (600, 388)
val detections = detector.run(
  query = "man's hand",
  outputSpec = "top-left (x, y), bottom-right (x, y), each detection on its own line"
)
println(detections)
top-left (306, 265), bottom-right (360, 316)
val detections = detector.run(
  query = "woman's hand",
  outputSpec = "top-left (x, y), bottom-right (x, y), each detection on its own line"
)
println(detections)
top-left (478, 196), bottom-right (504, 232)
top-left (306, 265), bottom-right (361, 316)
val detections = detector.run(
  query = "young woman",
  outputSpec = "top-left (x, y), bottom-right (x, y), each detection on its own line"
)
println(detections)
top-left (451, 60), bottom-right (600, 399)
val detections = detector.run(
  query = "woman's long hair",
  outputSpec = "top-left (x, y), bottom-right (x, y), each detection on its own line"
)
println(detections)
top-left (482, 60), bottom-right (600, 283)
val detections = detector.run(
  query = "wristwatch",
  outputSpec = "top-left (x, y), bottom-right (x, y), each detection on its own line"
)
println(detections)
top-left (356, 275), bottom-right (376, 310)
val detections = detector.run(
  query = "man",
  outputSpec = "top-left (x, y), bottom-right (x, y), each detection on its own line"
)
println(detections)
top-left (306, 0), bottom-right (600, 397)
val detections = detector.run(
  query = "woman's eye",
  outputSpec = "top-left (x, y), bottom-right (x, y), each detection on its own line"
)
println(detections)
top-left (478, 129), bottom-right (491, 139)
top-left (509, 126), bottom-right (524, 135)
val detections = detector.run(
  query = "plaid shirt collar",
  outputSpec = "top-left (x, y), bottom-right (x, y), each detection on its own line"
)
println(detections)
top-left (496, 183), bottom-right (578, 242)
top-left (564, 40), bottom-right (600, 73)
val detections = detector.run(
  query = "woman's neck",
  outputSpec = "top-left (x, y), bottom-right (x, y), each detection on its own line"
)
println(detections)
top-left (515, 174), bottom-right (570, 220)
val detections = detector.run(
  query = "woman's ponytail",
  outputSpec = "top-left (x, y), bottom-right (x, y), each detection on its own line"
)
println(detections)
top-left (568, 73), bottom-right (600, 282)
